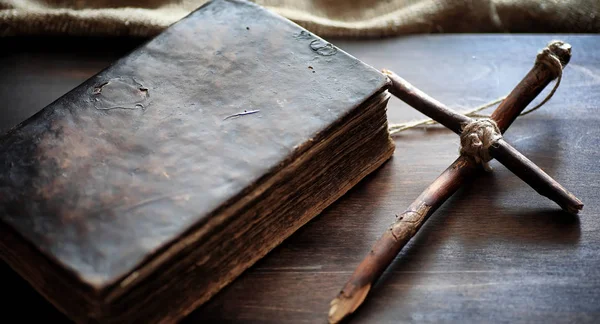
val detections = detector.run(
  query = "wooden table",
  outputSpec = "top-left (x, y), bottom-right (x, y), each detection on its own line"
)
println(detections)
top-left (1, 34), bottom-right (599, 323)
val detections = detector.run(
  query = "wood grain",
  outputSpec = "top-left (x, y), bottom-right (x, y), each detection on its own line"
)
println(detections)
top-left (1, 34), bottom-right (599, 323)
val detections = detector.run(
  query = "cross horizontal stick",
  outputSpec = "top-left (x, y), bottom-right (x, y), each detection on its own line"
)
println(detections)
top-left (328, 40), bottom-right (582, 323)
top-left (384, 70), bottom-right (582, 214)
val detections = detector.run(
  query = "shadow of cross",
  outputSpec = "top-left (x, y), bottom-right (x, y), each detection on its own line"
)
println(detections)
top-left (328, 40), bottom-right (584, 324)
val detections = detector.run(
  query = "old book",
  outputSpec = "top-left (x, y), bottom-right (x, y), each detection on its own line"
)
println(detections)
top-left (0, 0), bottom-right (394, 323)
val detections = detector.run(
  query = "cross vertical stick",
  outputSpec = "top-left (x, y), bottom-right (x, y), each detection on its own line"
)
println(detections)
top-left (328, 40), bottom-right (580, 323)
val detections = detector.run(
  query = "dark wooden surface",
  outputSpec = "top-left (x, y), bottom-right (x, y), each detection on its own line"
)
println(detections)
top-left (1, 34), bottom-right (599, 323)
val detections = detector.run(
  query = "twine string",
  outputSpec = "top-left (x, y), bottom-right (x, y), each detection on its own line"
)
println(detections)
top-left (459, 118), bottom-right (502, 171)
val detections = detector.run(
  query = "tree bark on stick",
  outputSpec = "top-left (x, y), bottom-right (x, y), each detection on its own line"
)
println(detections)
top-left (329, 40), bottom-right (578, 323)
top-left (328, 156), bottom-right (479, 323)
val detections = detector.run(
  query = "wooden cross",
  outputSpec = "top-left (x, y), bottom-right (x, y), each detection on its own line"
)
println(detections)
top-left (329, 40), bottom-right (584, 323)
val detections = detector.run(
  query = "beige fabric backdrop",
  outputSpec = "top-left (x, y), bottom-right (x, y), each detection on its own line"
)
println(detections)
top-left (1, 0), bottom-right (599, 38)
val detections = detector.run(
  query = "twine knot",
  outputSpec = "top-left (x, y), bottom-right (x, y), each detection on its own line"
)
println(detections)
top-left (537, 43), bottom-right (564, 79)
top-left (518, 40), bottom-right (567, 116)
top-left (459, 118), bottom-right (502, 171)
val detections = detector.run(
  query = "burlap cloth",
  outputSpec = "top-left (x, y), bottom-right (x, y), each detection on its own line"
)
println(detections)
top-left (1, 0), bottom-right (599, 38)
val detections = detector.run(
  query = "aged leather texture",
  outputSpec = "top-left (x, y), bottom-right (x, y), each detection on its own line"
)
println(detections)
top-left (0, 0), bottom-right (387, 291)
